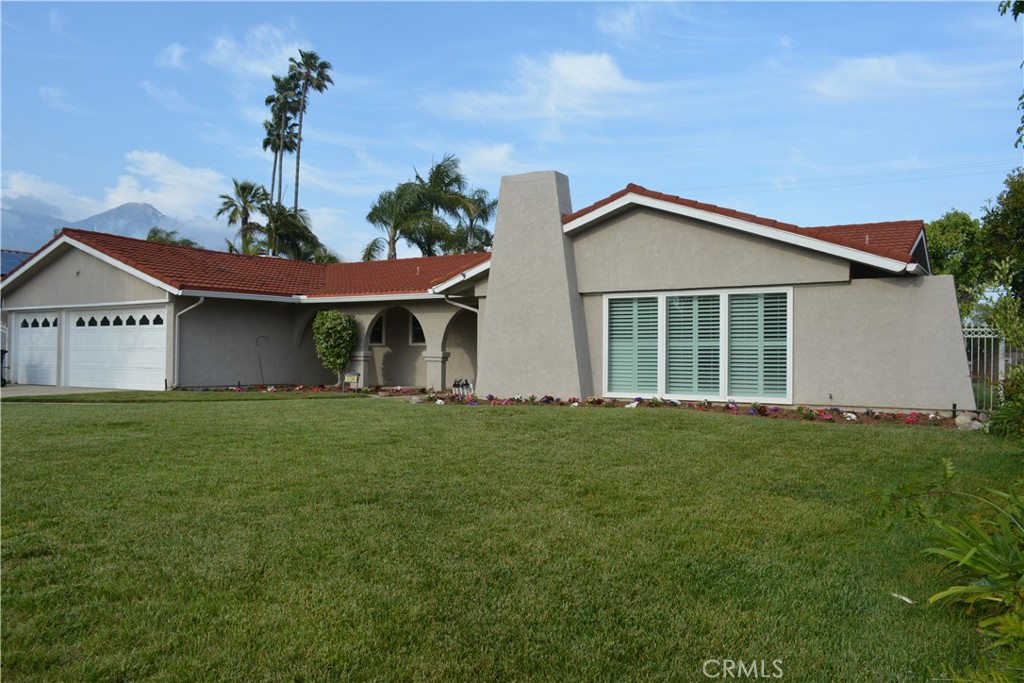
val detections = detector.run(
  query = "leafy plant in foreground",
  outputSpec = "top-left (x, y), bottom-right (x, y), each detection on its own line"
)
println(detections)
top-left (874, 461), bottom-right (1024, 681)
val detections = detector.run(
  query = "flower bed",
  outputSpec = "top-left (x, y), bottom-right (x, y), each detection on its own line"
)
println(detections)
top-left (421, 390), bottom-right (957, 429)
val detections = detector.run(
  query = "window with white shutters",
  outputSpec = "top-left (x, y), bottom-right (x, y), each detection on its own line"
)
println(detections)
top-left (605, 289), bottom-right (790, 401)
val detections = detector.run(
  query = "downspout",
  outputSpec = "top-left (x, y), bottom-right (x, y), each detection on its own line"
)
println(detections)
top-left (173, 297), bottom-right (205, 389)
top-left (442, 294), bottom-right (478, 313)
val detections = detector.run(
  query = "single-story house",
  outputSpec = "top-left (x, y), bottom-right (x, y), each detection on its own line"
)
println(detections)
top-left (0, 170), bottom-right (976, 411)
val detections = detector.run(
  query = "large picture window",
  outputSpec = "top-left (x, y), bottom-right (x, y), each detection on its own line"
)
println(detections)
top-left (604, 288), bottom-right (791, 402)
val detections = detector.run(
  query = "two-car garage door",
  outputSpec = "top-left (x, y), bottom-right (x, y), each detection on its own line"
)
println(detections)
top-left (12, 307), bottom-right (167, 391)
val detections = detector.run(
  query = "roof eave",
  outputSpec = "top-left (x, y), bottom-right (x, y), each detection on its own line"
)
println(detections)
top-left (298, 292), bottom-right (449, 304)
top-left (562, 192), bottom-right (914, 274)
top-left (429, 260), bottom-right (492, 294)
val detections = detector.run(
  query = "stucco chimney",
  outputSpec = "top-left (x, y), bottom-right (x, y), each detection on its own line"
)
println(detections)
top-left (475, 171), bottom-right (593, 399)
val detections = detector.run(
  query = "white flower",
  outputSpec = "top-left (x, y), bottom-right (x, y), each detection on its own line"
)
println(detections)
top-left (844, 412), bottom-right (858, 421)
top-left (625, 401), bottom-right (638, 409)
top-left (435, 399), bottom-right (445, 405)
top-left (928, 413), bottom-right (940, 421)
top-left (570, 402), bottom-right (579, 408)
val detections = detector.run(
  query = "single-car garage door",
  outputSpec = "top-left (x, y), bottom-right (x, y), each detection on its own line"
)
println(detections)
top-left (68, 308), bottom-right (167, 390)
top-left (14, 313), bottom-right (59, 385)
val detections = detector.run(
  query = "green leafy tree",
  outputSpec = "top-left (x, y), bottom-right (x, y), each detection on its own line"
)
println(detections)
top-left (146, 227), bottom-right (199, 248)
top-left (312, 309), bottom-right (358, 386)
top-left (981, 168), bottom-right (1024, 300)
top-left (288, 49), bottom-right (333, 211)
top-left (926, 209), bottom-right (985, 319)
top-left (999, 1), bottom-right (1024, 147)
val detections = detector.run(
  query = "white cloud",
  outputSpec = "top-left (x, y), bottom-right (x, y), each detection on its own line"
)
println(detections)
top-left (38, 86), bottom-right (85, 114)
top-left (3, 172), bottom-right (105, 220)
top-left (156, 43), bottom-right (188, 69)
top-left (105, 151), bottom-right (226, 219)
top-left (595, 5), bottom-right (651, 41)
top-left (811, 54), bottom-right (1002, 100)
top-left (140, 81), bottom-right (196, 113)
top-left (48, 9), bottom-right (67, 36)
top-left (441, 52), bottom-right (651, 137)
top-left (461, 143), bottom-right (521, 179)
top-left (202, 24), bottom-right (305, 81)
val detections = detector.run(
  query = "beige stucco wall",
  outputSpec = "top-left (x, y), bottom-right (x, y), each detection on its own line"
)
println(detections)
top-left (793, 275), bottom-right (975, 411)
top-left (572, 207), bottom-right (851, 294)
top-left (3, 247), bottom-right (166, 308)
top-left (176, 298), bottom-right (332, 388)
top-left (578, 276), bottom-right (974, 410)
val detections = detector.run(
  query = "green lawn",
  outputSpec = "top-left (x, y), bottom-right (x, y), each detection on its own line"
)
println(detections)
top-left (2, 397), bottom-right (1020, 682)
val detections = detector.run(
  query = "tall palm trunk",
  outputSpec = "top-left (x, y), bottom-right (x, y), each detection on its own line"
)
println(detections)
top-left (278, 108), bottom-right (288, 206)
top-left (293, 82), bottom-right (308, 212)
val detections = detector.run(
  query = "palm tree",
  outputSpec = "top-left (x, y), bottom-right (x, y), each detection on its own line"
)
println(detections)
top-left (452, 187), bottom-right (497, 253)
top-left (363, 183), bottom-right (449, 260)
top-left (414, 153), bottom-right (474, 221)
top-left (288, 49), bottom-right (333, 211)
top-left (261, 203), bottom-right (322, 259)
top-left (225, 231), bottom-right (265, 256)
top-left (264, 74), bottom-right (299, 205)
top-left (216, 179), bottom-right (270, 243)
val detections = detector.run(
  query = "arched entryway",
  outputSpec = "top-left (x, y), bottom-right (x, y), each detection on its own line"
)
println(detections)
top-left (442, 308), bottom-right (477, 389)
top-left (363, 306), bottom-right (427, 387)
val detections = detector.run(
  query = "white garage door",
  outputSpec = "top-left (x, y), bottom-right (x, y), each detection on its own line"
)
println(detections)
top-left (14, 313), bottom-right (59, 385)
top-left (68, 308), bottom-right (167, 391)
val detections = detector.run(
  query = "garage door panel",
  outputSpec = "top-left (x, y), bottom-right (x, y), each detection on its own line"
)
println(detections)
top-left (68, 308), bottom-right (167, 391)
top-left (14, 314), bottom-right (58, 385)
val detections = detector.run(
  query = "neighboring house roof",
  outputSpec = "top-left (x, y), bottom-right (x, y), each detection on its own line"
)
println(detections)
top-left (1, 228), bottom-right (493, 301)
top-left (1, 249), bottom-right (33, 277)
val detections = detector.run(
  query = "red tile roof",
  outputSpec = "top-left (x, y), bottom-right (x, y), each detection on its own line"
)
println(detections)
top-left (308, 252), bottom-right (492, 297)
top-left (60, 229), bottom-right (327, 296)
top-left (564, 184), bottom-right (923, 263)
top-left (13, 228), bottom-right (493, 298)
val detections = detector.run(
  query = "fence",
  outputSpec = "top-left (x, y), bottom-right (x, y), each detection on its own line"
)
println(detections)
top-left (963, 325), bottom-right (1022, 410)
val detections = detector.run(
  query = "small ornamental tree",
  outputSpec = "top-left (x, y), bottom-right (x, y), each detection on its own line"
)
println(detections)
top-left (312, 310), bottom-right (358, 387)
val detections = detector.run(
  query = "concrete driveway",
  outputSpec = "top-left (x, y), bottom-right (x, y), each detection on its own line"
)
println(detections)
top-left (0, 384), bottom-right (120, 398)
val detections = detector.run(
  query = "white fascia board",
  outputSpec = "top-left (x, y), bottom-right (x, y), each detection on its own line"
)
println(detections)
top-left (179, 289), bottom-right (301, 303)
top-left (298, 292), bottom-right (447, 304)
top-left (563, 193), bottom-right (911, 274)
top-left (428, 261), bottom-right (492, 294)
top-left (3, 298), bottom-right (170, 312)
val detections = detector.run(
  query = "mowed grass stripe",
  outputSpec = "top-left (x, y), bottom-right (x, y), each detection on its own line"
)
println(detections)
top-left (2, 399), bottom-right (1019, 682)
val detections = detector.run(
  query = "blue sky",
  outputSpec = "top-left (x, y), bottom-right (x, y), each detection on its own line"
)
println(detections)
top-left (2, 1), bottom-right (1022, 260)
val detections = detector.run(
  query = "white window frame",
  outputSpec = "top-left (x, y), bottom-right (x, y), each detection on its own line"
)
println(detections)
top-left (602, 286), bottom-right (793, 404)
top-left (408, 312), bottom-right (426, 346)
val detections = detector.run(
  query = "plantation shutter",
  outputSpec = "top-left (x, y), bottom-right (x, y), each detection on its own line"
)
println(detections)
top-left (727, 292), bottom-right (788, 398)
top-left (666, 295), bottom-right (720, 395)
top-left (608, 297), bottom-right (659, 394)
